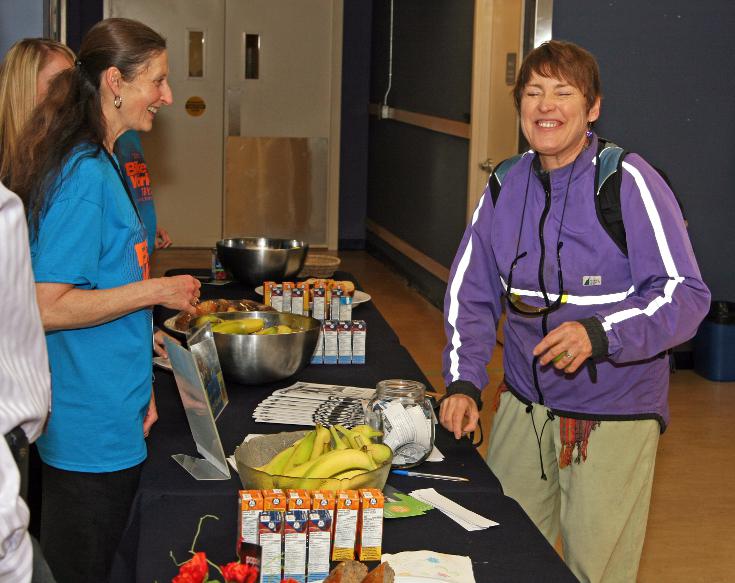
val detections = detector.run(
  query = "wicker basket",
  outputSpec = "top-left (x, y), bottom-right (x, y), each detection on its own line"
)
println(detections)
top-left (297, 254), bottom-right (341, 278)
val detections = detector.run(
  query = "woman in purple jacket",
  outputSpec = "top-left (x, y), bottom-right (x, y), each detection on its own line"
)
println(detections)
top-left (439, 41), bottom-right (709, 582)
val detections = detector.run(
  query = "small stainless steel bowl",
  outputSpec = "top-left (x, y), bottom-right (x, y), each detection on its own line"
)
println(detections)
top-left (216, 238), bottom-right (309, 286)
top-left (208, 311), bottom-right (320, 385)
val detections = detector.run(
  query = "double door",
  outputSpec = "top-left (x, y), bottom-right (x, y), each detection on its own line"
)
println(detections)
top-left (107, 0), bottom-right (342, 248)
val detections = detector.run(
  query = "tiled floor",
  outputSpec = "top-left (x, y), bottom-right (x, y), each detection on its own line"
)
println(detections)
top-left (153, 248), bottom-right (735, 583)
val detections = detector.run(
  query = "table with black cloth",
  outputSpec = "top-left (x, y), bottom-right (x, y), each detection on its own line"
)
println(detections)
top-left (110, 270), bottom-right (575, 582)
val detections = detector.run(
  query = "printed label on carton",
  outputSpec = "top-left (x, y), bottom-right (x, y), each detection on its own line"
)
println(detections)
top-left (330, 288), bottom-right (342, 322)
top-left (283, 510), bottom-right (309, 583)
top-left (312, 286), bottom-right (326, 321)
top-left (282, 282), bottom-right (294, 313)
top-left (238, 490), bottom-right (263, 546)
top-left (258, 510), bottom-right (284, 583)
top-left (264, 282), bottom-right (277, 307)
top-left (339, 295), bottom-right (353, 321)
top-left (323, 320), bottom-right (339, 364)
top-left (331, 490), bottom-right (359, 561)
top-left (351, 320), bottom-right (366, 364)
top-left (286, 489), bottom-right (311, 511)
top-left (271, 285), bottom-right (284, 313)
top-left (357, 489), bottom-right (384, 561)
top-left (337, 321), bottom-right (352, 364)
top-left (291, 287), bottom-right (304, 316)
top-left (306, 510), bottom-right (333, 583)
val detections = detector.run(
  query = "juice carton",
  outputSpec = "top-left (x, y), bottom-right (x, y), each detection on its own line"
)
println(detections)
top-left (283, 509), bottom-right (309, 583)
top-left (271, 284), bottom-right (284, 313)
top-left (258, 510), bottom-right (284, 583)
top-left (337, 321), bottom-right (352, 364)
top-left (306, 509), bottom-right (333, 583)
top-left (312, 285), bottom-right (326, 321)
top-left (311, 326), bottom-right (324, 365)
top-left (310, 490), bottom-right (336, 521)
top-left (356, 488), bottom-right (384, 561)
top-left (331, 490), bottom-right (359, 561)
top-left (237, 490), bottom-right (263, 550)
top-left (286, 489), bottom-right (311, 511)
top-left (297, 282), bottom-right (310, 315)
top-left (291, 286), bottom-right (305, 316)
top-left (322, 320), bottom-right (339, 364)
top-left (330, 287), bottom-right (342, 322)
top-left (264, 281), bottom-right (277, 307)
top-left (259, 490), bottom-right (286, 583)
top-left (339, 286), bottom-right (353, 321)
top-left (351, 320), bottom-right (366, 364)
top-left (282, 282), bottom-right (294, 314)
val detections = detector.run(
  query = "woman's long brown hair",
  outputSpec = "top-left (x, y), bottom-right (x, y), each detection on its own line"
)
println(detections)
top-left (11, 18), bottom-right (165, 237)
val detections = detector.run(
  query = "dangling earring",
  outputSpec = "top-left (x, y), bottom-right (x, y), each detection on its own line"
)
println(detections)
top-left (114, 95), bottom-right (123, 109)
top-left (585, 123), bottom-right (593, 139)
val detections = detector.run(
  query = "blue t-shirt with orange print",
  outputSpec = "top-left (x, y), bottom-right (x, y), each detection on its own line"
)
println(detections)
top-left (31, 145), bottom-right (152, 472)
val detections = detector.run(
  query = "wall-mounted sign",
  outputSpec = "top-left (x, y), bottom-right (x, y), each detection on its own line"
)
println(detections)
top-left (185, 96), bottom-right (206, 117)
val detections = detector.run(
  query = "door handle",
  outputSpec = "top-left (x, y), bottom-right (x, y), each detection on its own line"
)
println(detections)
top-left (479, 158), bottom-right (494, 172)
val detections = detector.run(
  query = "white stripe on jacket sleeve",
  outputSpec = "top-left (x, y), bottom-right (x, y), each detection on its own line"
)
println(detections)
top-left (447, 193), bottom-right (487, 382)
top-left (600, 162), bottom-right (685, 332)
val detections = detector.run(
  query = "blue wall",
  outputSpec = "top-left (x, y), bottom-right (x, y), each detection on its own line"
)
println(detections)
top-left (0, 1), bottom-right (45, 57)
top-left (554, 0), bottom-right (735, 301)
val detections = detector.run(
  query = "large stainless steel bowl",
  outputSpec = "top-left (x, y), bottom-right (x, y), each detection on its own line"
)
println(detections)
top-left (216, 238), bottom-right (309, 286)
top-left (209, 311), bottom-right (320, 385)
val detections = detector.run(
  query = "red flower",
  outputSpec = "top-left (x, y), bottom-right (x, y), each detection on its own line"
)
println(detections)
top-left (221, 561), bottom-right (259, 583)
top-left (173, 552), bottom-right (209, 583)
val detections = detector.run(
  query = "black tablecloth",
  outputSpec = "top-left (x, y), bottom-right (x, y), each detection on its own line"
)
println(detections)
top-left (110, 271), bottom-right (575, 582)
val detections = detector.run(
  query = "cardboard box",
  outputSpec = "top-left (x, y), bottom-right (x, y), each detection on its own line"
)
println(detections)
top-left (258, 510), bottom-right (284, 583)
top-left (356, 488), bottom-right (384, 561)
top-left (311, 327), bottom-right (324, 365)
top-left (306, 510), bottom-right (333, 583)
top-left (271, 284), bottom-right (284, 313)
top-left (237, 490), bottom-right (263, 548)
top-left (282, 282), bottom-right (294, 313)
top-left (312, 285), bottom-right (326, 321)
top-left (283, 509), bottom-right (309, 583)
top-left (323, 320), bottom-right (339, 364)
top-left (351, 320), bottom-right (366, 364)
top-left (286, 489), bottom-right (311, 511)
top-left (331, 490), bottom-right (359, 561)
top-left (337, 321), bottom-right (352, 364)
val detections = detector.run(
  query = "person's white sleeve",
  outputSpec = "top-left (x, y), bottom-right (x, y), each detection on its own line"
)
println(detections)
top-left (0, 442), bottom-right (32, 583)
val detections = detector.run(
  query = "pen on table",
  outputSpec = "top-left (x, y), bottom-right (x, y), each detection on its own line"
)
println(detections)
top-left (391, 470), bottom-right (469, 482)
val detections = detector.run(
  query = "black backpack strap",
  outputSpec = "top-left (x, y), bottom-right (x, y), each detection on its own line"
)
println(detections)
top-left (594, 139), bottom-right (628, 256)
top-left (489, 154), bottom-right (523, 206)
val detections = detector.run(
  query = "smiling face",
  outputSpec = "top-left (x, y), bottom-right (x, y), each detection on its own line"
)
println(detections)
top-left (36, 50), bottom-right (73, 103)
top-left (520, 72), bottom-right (600, 171)
top-left (118, 50), bottom-right (173, 133)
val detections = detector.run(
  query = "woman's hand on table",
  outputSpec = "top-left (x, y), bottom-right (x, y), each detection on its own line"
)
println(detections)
top-left (153, 328), bottom-right (178, 358)
top-left (533, 321), bottom-right (592, 374)
top-left (439, 394), bottom-right (480, 439)
top-left (143, 390), bottom-right (158, 438)
top-left (154, 275), bottom-right (201, 314)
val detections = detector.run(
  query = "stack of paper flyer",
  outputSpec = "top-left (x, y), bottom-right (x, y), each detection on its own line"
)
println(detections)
top-left (252, 382), bottom-right (376, 427)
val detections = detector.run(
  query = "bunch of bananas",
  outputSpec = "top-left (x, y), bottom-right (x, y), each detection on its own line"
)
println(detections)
top-left (255, 424), bottom-right (392, 488)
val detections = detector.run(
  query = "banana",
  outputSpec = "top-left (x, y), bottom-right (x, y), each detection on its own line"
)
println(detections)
top-left (332, 468), bottom-right (367, 480)
top-left (282, 429), bottom-right (317, 472)
top-left (364, 443), bottom-right (392, 466)
top-left (211, 318), bottom-right (264, 335)
top-left (310, 425), bottom-right (332, 461)
top-left (256, 439), bottom-right (300, 475)
top-left (329, 425), bottom-right (348, 450)
top-left (334, 424), bottom-right (359, 449)
top-left (350, 424), bottom-right (383, 440)
top-left (286, 448), bottom-right (375, 478)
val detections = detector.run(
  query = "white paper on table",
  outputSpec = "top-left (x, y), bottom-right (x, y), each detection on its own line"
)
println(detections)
top-left (409, 488), bottom-right (498, 531)
top-left (383, 401), bottom-right (417, 450)
top-left (426, 446), bottom-right (445, 462)
top-left (381, 550), bottom-right (475, 583)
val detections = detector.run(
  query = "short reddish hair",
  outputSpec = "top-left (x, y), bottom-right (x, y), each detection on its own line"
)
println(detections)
top-left (513, 40), bottom-right (601, 113)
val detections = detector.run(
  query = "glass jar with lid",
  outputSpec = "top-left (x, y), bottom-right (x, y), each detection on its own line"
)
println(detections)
top-left (365, 379), bottom-right (435, 469)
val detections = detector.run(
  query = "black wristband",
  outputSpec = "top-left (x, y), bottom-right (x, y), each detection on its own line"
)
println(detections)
top-left (445, 380), bottom-right (483, 411)
top-left (577, 317), bottom-right (608, 359)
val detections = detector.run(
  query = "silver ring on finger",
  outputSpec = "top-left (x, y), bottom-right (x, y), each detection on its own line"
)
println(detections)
top-left (564, 351), bottom-right (574, 360)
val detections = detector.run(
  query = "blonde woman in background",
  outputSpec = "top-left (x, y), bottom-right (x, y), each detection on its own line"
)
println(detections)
top-left (0, 39), bottom-right (75, 183)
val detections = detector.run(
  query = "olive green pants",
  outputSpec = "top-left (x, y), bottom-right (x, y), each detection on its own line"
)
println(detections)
top-left (488, 391), bottom-right (660, 583)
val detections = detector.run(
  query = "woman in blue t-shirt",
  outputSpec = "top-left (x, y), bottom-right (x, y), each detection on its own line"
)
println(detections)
top-left (11, 18), bottom-right (201, 582)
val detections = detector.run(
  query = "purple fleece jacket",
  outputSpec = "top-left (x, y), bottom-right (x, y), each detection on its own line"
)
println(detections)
top-left (443, 135), bottom-right (710, 429)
